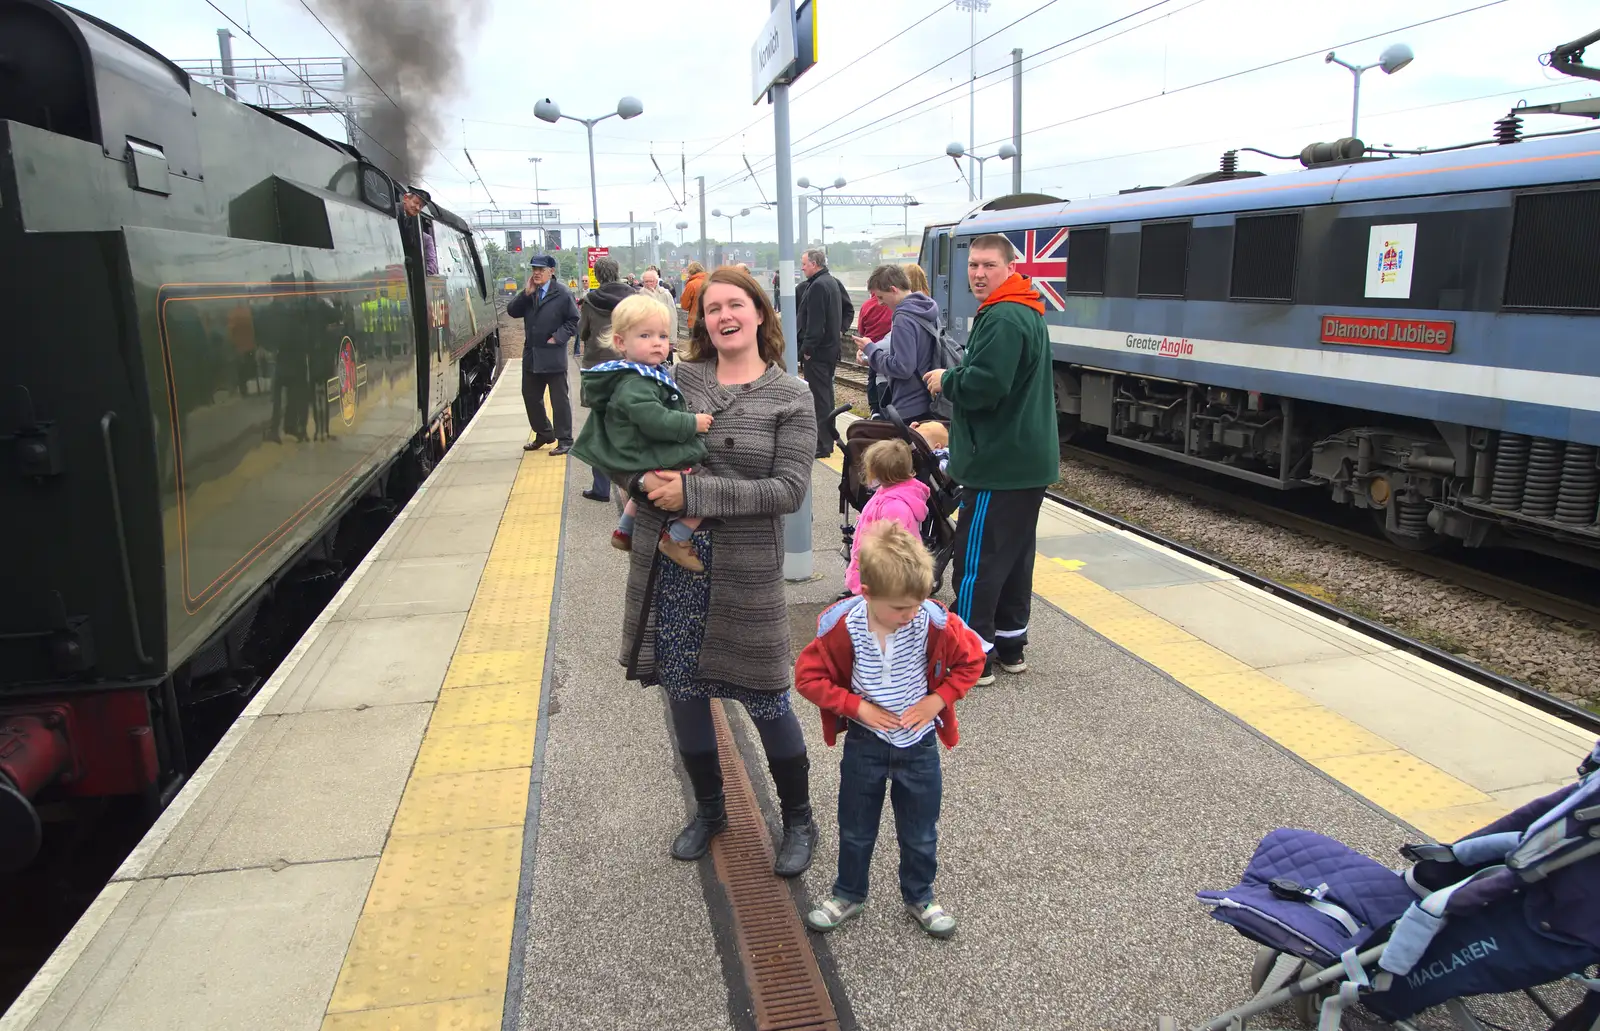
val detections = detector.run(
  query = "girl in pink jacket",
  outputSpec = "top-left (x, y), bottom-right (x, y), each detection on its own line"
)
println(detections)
top-left (846, 439), bottom-right (930, 595)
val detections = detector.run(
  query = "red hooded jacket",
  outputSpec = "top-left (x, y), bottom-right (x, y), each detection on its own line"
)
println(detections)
top-left (794, 596), bottom-right (985, 748)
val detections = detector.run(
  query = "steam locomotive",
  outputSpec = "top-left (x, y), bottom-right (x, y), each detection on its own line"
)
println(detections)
top-left (0, 1), bottom-right (498, 868)
top-left (921, 63), bottom-right (1600, 565)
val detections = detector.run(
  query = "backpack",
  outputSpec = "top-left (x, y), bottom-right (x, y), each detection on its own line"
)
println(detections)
top-left (901, 308), bottom-right (965, 420)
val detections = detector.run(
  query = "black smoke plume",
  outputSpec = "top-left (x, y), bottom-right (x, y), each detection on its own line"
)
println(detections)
top-left (314, 0), bottom-right (486, 184)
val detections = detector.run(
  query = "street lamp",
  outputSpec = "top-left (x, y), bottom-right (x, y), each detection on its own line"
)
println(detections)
top-left (797, 176), bottom-right (846, 247)
top-left (945, 141), bottom-right (1016, 200)
top-left (710, 207), bottom-right (750, 242)
top-left (533, 95), bottom-right (644, 245)
top-left (1325, 43), bottom-right (1413, 139)
top-left (675, 220), bottom-right (689, 245)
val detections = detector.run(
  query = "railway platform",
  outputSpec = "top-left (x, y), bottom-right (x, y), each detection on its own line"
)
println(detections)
top-left (4, 361), bottom-right (1593, 1031)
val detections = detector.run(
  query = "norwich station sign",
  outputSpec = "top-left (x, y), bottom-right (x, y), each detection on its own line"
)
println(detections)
top-left (751, 0), bottom-right (818, 104)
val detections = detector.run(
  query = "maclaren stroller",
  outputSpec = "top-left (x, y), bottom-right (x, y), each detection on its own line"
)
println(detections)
top-left (827, 403), bottom-right (961, 595)
top-left (1166, 741), bottom-right (1600, 1031)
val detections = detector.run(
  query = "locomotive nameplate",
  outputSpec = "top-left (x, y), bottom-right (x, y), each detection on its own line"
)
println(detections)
top-left (1319, 315), bottom-right (1454, 354)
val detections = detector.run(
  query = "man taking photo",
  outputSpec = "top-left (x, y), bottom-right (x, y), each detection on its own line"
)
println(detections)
top-left (507, 254), bottom-right (580, 454)
top-left (923, 234), bottom-right (1057, 684)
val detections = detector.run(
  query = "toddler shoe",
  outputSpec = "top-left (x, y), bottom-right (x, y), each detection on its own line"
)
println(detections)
top-left (611, 529), bottom-right (632, 552)
top-left (658, 535), bottom-right (704, 572)
top-left (804, 896), bottom-right (863, 933)
top-left (907, 901), bottom-right (957, 939)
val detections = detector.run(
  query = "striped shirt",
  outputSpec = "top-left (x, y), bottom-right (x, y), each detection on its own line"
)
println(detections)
top-left (845, 604), bottom-right (934, 747)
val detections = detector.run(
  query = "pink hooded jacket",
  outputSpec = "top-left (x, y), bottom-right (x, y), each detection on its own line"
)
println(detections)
top-left (845, 477), bottom-right (930, 594)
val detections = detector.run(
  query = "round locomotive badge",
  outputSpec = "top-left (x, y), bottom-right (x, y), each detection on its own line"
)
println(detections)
top-left (338, 336), bottom-right (358, 425)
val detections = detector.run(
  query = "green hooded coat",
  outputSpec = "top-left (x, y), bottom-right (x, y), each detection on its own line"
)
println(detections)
top-left (570, 362), bottom-right (708, 473)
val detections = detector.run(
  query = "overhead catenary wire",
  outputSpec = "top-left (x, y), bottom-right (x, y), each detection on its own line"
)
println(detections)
top-left (705, 0), bottom-right (1191, 198)
top-left (291, 0), bottom-right (469, 183)
top-left (201, 0), bottom-right (417, 176)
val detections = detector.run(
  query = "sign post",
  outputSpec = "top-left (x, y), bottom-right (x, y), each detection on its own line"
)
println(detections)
top-left (755, 0), bottom-right (818, 582)
top-left (585, 246), bottom-right (609, 289)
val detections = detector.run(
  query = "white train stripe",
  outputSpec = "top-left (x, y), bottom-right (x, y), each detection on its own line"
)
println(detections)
top-left (1045, 325), bottom-right (1600, 414)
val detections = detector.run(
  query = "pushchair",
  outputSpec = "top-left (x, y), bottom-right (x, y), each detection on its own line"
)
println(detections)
top-left (1167, 741), bottom-right (1600, 1031)
top-left (827, 403), bottom-right (961, 595)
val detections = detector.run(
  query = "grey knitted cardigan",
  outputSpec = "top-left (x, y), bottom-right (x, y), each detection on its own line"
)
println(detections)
top-left (617, 358), bottom-right (816, 693)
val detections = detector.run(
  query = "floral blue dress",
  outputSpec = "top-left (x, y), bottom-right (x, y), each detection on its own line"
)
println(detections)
top-left (653, 531), bottom-right (792, 721)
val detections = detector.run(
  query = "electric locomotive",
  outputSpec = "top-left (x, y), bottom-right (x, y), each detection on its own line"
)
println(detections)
top-left (922, 105), bottom-right (1600, 564)
top-left (0, 1), bottom-right (497, 869)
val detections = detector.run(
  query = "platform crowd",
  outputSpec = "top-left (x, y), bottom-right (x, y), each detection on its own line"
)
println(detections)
top-left (507, 234), bottom-right (1060, 939)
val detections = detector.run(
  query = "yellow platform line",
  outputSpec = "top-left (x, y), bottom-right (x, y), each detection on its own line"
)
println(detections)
top-left (1031, 558), bottom-right (1498, 842)
top-left (814, 442), bottom-right (1501, 840)
top-left (321, 449), bottom-right (565, 1031)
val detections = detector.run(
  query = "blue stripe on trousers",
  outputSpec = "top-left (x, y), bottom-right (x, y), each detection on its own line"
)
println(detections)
top-left (955, 490), bottom-right (990, 623)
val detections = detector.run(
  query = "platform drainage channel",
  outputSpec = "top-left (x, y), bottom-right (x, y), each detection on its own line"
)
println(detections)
top-left (709, 701), bottom-right (840, 1031)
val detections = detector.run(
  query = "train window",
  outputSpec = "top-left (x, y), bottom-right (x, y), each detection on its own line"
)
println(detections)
top-left (1504, 188), bottom-right (1600, 312)
top-left (1229, 212), bottom-right (1300, 302)
top-left (1066, 227), bottom-right (1108, 295)
top-left (1137, 220), bottom-right (1190, 297)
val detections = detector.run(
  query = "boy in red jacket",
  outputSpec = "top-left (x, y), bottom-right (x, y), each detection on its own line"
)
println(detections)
top-left (795, 522), bottom-right (985, 938)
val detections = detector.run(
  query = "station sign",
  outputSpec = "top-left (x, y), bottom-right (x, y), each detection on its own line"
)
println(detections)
top-left (750, 0), bottom-right (818, 104)
top-left (586, 247), bottom-right (609, 289)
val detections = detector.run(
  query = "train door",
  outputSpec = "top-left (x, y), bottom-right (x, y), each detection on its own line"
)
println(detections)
top-left (917, 223), bottom-right (957, 319)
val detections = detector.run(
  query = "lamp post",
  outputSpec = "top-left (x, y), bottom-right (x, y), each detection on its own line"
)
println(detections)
top-left (525, 156), bottom-right (545, 249)
top-left (675, 220), bottom-right (689, 245)
top-left (533, 95), bottom-right (644, 244)
top-left (954, 0), bottom-right (990, 202)
top-left (945, 141), bottom-right (1016, 201)
top-left (797, 176), bottom-right (846, 247)
top-left (711, 207), bottom-right (750, 245)
top-left (1325, 43), bottom-right (1413, 139)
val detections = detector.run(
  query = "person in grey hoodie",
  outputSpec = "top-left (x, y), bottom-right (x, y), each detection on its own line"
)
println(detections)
top-left (856, 263), bottom-right (939, 424)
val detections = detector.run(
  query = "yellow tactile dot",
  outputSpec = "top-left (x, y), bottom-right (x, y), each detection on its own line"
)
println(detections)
top-left (364, 826), bottom-right (523, 912)
top-left (1136, 639), bottom-right (1255, 681)
top-left (1405, 801), bottom-right (1513, 844)
top-left (1031, 568), bottom-right (1110, 601)
top-left (324, 901), bottom-right (515, 1013)
top-left (432, 682), bottom-right (541, 727)
top-left (1318, 750), bottom-right (1493, 816)
top-left (455, 622), bottom-right (549, 654)
top-left (1086, 615), bottom-right (1197, 651)
top-left (391, 767), bottom-right (532, 836)
top-left (321, 994), bottom-right (503, 1031)
top-left (442, 650), bottom-right (547, 688)
top-left (1182, 670), bottom-right (1321, 718)
top-left (1245, 705), bottom-right (1396, 762)
top-left (465, 592), bottom-right (554, 626)
top-left (411, 721), bottom-right (537, 776)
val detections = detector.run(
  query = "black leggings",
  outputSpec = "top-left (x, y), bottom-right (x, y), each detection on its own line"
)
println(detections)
top-left (669, 696), bottom-right (806, 760)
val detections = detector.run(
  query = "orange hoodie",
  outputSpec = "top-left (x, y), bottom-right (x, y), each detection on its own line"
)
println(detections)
top-left (680, 272), bottom-right (708, 328)
top-left (978, 272), bottom-right (1046, 315)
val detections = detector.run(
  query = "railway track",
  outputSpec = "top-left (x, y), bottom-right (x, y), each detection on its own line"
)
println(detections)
top-left (1059, 442), bottom-right (1600, 633)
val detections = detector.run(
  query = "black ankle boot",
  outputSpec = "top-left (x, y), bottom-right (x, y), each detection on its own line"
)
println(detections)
top-left (671, 751), bottom-right (728, 861)
top-left (768, 753), bottom-right (818, 878)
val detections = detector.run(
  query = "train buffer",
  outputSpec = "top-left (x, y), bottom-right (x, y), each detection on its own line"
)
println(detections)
top-left (4, 367), bottom-right (1593, 1031)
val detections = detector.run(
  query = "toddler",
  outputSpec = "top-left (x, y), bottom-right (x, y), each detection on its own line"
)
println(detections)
top-left (570, 294), bottom-right (712, 571)
top-left (911, 420), bottom-right (950, 474)
top-left (845, 439), bottom-right (929, 595)
top-left (795, 520), bottom-right (984, 939)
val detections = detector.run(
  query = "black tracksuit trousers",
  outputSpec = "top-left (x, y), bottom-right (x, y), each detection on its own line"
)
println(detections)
top-left (950, 486), bottom-right (1047, 662)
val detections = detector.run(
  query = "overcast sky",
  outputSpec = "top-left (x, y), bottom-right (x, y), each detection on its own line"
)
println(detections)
top-left (74, 0), bottom-right (1600, 246)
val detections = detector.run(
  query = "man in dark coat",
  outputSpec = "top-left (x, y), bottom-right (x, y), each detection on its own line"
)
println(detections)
top-left (507, 254), bottom-right (580, 453)
top-left (796, 248), bottom-right (852, 457)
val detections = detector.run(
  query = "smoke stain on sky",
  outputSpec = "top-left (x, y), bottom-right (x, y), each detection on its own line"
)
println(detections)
top-left (313, 0), bottom-right (488, 182)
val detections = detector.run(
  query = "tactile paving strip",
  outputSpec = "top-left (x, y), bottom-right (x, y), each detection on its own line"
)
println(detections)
top-left (708, 701), bottom-right (840, 1031)
top-left (321, 399), bottom-right (566, 1031)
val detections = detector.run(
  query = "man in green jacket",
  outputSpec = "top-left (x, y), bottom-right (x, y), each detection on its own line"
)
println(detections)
top-left (923, 233), bottom-right (1058, 685)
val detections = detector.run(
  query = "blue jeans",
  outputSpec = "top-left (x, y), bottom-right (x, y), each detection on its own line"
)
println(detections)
top-left (834, 724), bottom-right (941, 906)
